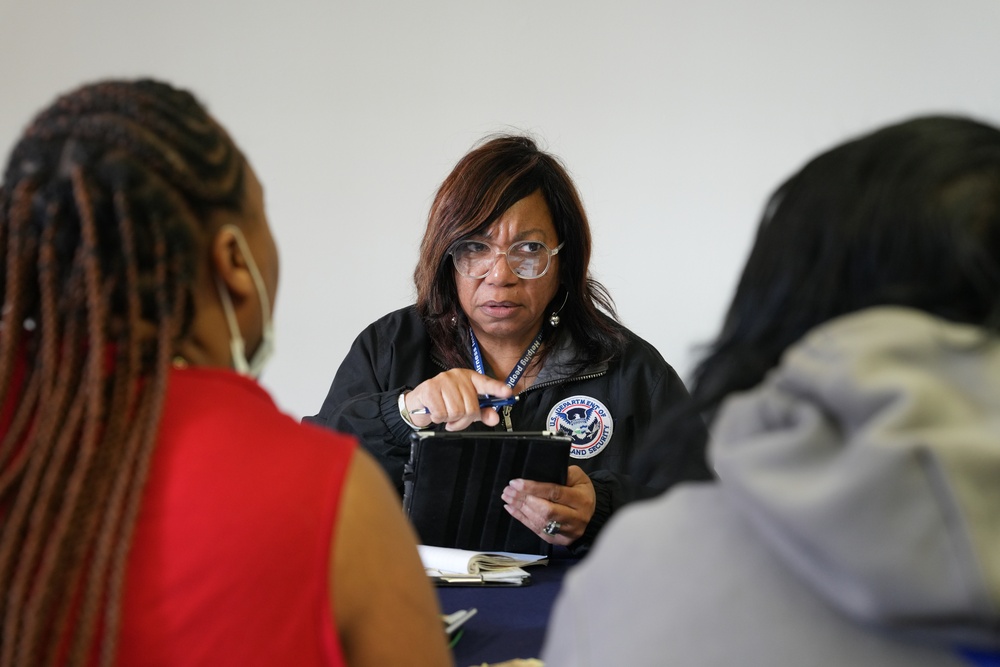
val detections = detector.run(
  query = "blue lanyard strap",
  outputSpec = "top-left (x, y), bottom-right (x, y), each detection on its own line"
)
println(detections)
top-left (469, 326), bottom-right (544, 390)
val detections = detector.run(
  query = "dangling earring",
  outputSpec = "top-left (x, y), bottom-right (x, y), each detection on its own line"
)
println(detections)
top-left (549, 292), bottom-right (569, 328)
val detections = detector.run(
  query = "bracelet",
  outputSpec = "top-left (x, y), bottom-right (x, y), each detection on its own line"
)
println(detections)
top-left (398, 391), bottom-right (429, 431)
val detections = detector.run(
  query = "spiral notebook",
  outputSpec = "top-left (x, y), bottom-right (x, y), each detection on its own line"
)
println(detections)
top-left (402, 431), bottom-right (571, 556)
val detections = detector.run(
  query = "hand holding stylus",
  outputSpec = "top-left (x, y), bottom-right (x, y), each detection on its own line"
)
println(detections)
top-left (402, 368), bottom-right (514, 430)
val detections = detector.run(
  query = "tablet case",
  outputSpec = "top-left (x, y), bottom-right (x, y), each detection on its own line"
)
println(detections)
top-left (402, 431), bottom-right (572, 555)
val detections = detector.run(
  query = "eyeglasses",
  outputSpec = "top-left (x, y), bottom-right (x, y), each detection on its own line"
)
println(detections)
top-left (449, 239), bottom-right (564, 280)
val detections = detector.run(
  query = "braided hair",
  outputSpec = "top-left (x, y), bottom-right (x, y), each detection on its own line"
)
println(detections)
top-left (0, 79), bottom-right (246, 666)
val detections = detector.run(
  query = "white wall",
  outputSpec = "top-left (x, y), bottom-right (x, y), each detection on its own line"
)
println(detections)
top-left (2, 0), bottom-right (999, 417)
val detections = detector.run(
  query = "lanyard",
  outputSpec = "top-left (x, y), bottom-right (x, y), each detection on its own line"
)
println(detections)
top-left (469, 326), bottom-right (544, 390)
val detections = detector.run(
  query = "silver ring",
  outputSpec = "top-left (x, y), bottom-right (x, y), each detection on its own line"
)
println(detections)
top-left (543, 520), bottom-right (561, 536)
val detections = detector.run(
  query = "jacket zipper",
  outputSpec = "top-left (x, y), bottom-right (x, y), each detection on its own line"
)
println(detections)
top-left (502, 405), bottom-right (513, 431)
top-left (500, 370), bottom-right (608, 431)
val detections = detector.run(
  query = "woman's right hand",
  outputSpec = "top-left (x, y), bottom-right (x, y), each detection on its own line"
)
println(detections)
top-left (404, 369), bottom-right (513, 431)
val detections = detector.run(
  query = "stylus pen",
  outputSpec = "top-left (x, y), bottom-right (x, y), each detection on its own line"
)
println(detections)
top-left (409, 395), bottom-right (518, 415)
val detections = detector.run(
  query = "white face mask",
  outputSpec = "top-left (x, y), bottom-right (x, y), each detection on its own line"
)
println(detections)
top-left (214, 224), bottom-right (275, 378)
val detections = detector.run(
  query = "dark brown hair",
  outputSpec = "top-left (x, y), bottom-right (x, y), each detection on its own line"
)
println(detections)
top-left (690, 115), bottom-right (1000, 419)
top-left (415, 134), bottom-right (626, 369)
top-left (0, 79), bottom-right (245, 666)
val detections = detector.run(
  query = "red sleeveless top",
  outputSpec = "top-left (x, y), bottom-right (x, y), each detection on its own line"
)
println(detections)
top-left (115, 367), bottom-right (354, 666)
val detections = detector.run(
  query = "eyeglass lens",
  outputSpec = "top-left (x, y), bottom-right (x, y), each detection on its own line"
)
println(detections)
top-left (452, 240), bottom-right (555, 279)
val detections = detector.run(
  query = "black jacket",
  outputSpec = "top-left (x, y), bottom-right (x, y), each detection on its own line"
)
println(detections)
top-left (305, 306), bottom-right (710, 550)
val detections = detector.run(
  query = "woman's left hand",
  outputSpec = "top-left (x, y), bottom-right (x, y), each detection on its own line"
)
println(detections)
top-left (501, 465), bottom-right (596, 545)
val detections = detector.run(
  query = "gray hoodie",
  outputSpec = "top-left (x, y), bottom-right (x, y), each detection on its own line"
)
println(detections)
top-left (542, 307), bottom-right (1000, 666)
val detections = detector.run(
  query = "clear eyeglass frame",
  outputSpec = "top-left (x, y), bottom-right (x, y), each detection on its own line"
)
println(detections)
top-left (449, 239), bottom-right (565, 280)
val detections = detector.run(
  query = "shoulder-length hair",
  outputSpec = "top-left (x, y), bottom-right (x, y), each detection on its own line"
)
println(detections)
top-left (690, 115), bottom-right (1000, 417)
top-left (415, 134), bottom-right (626, 370)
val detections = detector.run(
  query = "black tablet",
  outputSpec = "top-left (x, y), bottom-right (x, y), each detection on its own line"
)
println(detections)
top-left (402, 431), bottom-right (572, 555)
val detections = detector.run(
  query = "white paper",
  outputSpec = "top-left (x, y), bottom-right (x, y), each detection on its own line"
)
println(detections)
top-left (418, 544), bottom-right (547, 574)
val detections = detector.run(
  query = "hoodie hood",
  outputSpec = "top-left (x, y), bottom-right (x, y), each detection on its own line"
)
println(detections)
top-left (711, 307), bottom-right (1000, 647)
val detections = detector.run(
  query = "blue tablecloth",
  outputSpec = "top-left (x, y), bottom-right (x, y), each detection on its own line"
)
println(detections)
top-left (437, 550), bottom-right (578, 667)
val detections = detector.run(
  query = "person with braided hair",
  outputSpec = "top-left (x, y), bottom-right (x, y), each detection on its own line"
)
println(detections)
top-left (0, 79), bottom-right (452, 667)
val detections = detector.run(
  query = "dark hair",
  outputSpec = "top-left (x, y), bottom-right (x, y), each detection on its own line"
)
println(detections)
top-left (414, 134), bottom-right (626, 370)
top-left (690, 115), bottom-right (1000, 417)
top-left (0, 79), bottom-right (246, 666)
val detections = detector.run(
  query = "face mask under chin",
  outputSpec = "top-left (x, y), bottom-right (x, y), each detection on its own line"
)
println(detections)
top-left (214, 224), bottom-right (276, 378)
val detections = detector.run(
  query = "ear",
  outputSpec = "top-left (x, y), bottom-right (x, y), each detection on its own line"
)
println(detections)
top-left (209, 224), bottom-right (256, 300)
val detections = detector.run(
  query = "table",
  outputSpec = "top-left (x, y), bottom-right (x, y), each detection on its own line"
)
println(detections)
top-left (436, 550), bottom-right (578, 667)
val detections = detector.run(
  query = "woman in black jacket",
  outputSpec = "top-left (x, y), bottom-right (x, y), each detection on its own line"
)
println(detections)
top-left (306, 135), bottom-right (709, 552)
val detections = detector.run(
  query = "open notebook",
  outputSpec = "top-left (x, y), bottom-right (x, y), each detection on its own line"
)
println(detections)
top-left (419, 545), bottom-right (548, 586)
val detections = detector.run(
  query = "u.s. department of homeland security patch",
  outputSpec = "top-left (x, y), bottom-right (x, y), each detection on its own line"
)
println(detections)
top-left (546, 395), bottom-right (613, 459)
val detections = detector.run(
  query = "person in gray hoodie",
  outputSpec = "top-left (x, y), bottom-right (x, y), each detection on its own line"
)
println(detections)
top-left (542, 115), bottom-right (1000, 666)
